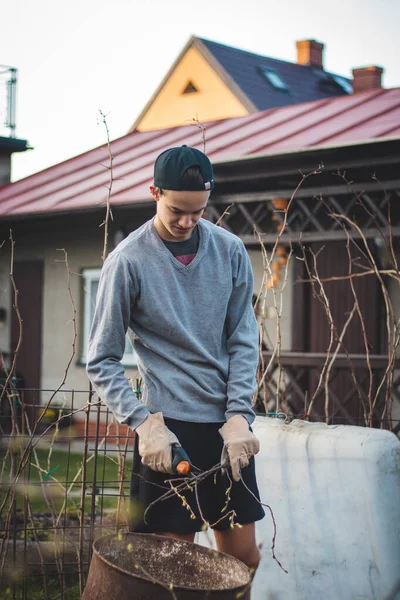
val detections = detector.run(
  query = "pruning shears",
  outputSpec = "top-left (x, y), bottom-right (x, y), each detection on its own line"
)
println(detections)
top-left (171, 445), bottom-right (200, 476)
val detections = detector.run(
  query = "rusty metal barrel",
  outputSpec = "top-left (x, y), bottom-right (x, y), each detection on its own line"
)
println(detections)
top-left (82, 532), bottom-right (251, 599)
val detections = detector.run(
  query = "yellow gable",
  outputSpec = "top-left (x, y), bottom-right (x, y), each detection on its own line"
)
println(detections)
top-left (135, 46), bottom-right (249, 132)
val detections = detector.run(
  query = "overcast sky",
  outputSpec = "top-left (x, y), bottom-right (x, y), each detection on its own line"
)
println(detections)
top-left (1, 0), bottom-right (399, 182)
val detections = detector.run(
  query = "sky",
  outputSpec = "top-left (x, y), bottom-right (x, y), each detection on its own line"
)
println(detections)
top-left (1, 0), bottom-right (399, 182)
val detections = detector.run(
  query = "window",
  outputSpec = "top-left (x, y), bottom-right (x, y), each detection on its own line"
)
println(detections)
top-left (259, 67), bottom-right (289, 91)
top-left (314, 69), bottom-right (353, 94)
top-left (331, 75), bottom-right (353, 94)
top-left (82, 268), bottom-right (137, 367)
top-left (181, 81), bottom-right (199, 94)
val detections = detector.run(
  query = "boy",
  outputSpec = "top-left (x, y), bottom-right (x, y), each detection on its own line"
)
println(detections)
top-left (87, 145), bottom-right (264, 571)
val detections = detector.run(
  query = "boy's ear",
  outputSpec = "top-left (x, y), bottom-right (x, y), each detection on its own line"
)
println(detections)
top-left (150, 185), bottom-right (160, 201)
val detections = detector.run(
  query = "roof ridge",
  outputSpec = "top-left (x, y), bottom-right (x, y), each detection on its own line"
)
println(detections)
top-left (197, 35), bottom-right (350, 79)
top-left (198, 36), bottom-right (295, 66)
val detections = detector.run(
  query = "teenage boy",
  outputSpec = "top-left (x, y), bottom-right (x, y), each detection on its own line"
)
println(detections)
top-left (87, 145), bottom-right (264, 571)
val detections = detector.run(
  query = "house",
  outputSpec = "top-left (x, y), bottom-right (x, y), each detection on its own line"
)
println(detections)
top-left (0, 85), bottom-right (399, 434)
top-left (129, 36), bottom-right (384, 133)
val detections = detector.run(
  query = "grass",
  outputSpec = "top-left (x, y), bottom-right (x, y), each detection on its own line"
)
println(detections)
top-left (0, 577), bottom-right (81, 600)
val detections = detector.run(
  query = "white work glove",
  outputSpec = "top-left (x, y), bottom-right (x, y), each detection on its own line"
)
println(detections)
top-left (136, 412), bottom-right (180, 474)
top-left (219, 415), bottom-right (260, 482)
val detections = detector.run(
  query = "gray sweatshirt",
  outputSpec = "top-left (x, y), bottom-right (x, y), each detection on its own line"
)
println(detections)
top-left (86, 217), bottom-right (259, 429)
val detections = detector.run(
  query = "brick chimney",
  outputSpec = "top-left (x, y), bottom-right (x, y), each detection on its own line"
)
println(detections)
top-left (352, 66), bottom-right (384, 93)
top-left (296, 40), bottom-right (324, 69)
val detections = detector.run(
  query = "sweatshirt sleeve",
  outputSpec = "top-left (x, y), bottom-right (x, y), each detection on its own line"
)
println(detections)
top-left (86, 252), bottom-right (150, 430)
top-left (225, 242), bottom-right (259, 424)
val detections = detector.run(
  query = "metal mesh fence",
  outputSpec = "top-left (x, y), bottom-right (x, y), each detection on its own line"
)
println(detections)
top-left (0, 384), bottom-right (398, 599)
top-left (0, 388), bottom-right (135, 599)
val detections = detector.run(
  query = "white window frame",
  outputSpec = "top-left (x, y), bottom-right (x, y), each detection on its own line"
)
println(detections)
top-left (259, 66), bottom-right (289, 91)
top-left (81, 267), bottom-right (137, 367)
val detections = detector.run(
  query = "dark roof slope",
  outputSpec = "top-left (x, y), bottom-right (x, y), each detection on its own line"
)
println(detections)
top-left (200, 37), bottom-right (352, 110)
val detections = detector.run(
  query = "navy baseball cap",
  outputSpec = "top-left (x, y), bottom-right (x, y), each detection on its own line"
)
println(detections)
top-left (154, 145), bottom-right (214, 191)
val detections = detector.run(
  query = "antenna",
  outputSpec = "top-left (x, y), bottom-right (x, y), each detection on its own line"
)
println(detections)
top-left (0, 65), bottom-right (17, 138)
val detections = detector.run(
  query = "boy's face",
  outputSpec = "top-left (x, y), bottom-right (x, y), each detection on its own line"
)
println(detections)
top-left (150, 186), bottom-right (210, 241)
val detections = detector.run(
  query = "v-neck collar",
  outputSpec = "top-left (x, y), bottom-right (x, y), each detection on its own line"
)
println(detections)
top-left (150, 217), bottom-right (208, 273)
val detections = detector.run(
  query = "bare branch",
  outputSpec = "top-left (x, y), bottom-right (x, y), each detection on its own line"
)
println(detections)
top-left (99, 109), bottom-right (114, 263)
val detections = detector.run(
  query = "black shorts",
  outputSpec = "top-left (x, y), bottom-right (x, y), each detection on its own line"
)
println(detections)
top-left (129, 418), bottom-right (265, 534)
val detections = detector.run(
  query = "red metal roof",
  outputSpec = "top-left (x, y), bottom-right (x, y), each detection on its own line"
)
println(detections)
top-left (1, 87), bottom-right (399, 217)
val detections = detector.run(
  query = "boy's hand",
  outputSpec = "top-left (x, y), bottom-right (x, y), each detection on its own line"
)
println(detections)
top-left (136, 412), bottom-right (180, 473)
top-left (219, 415), bottom-right (260, 482)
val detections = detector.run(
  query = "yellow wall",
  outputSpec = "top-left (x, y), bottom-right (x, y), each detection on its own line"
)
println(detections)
top-left (136, 47), bottom-right (249, 131)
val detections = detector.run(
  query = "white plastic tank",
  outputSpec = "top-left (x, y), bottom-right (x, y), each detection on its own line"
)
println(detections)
top-left (197, 417), bottom-right (400, 600)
